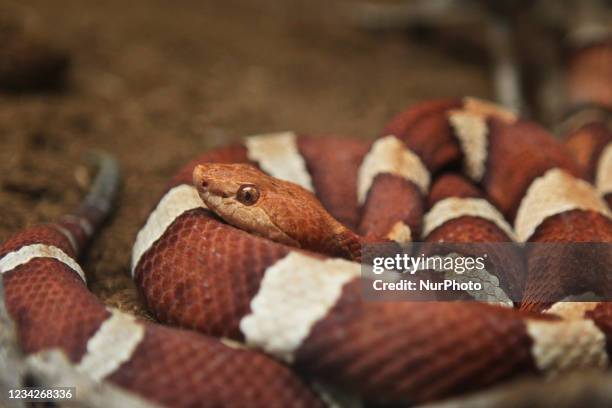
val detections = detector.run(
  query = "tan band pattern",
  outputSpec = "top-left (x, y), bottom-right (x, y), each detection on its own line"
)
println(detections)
top-left (131, 185), bottom-right (204, 273)
top-left (461, 97), bottom-right (517, 123)
top-left (449, 98), bottom-right (517, 181)
top-left (449, 112), bottom-right (489, 181)
top-left (357, 136), bottom-right (430, 204)
top-left (596, 142), bottom-right (612, 195)
top-left (544, 302), bottom-right (601, 320)
top-left (76, 309), bottom-right (145, 381)
top-left (385, 221), bottom-right (412, 244)
top-left (526, 318), bottom-right (608, 378)
top-left (245, 132), bottom-right (314, 192)
top-left (514, 168), bottom-right (612, 242)
top-left (240, 252), bottom-right (359, 362)
top-left (423, 197), bottom-right (515, 240)
top-left (0, 244), bottom-right (86, 282)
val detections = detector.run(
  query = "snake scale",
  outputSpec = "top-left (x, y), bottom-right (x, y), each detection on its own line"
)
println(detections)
top-left (2, 44), bottom-right (612, 407)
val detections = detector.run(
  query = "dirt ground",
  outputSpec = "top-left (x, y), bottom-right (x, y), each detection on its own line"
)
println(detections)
top-left (0, 0), bottom-right (490, 317)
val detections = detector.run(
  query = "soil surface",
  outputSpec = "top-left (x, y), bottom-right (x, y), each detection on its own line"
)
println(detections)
top-left (0, 0), bottom-right (490, 317)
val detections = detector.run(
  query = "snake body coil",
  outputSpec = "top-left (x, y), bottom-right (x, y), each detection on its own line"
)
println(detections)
top-left (1, 97), bottom-right (612, 407)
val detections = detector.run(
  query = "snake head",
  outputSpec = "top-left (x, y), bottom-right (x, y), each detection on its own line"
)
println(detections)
top-left (193, 163), bottom-right (302, 246)
top-left (193, 163), bottom-right (360, 260)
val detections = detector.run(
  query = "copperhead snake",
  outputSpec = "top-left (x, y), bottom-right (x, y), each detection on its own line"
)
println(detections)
top-left (1, 95), bottom-right (612, 407)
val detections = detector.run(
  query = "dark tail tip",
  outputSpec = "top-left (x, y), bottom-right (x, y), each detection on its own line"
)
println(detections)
top-left (56, 151), bottom-right (121, 254)
top-left (82, 150), bottom-right (121, 217)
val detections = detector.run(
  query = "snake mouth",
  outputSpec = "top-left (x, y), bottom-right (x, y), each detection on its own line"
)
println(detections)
top-left (201, 184), bottom-right (230, 198)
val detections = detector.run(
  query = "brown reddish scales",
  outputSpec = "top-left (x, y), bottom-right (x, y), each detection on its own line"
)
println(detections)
top-left (129, 131), bottom-right (612, 404)
top-left (483, 118), bottom-right (582, 220)
top-left (587, 302), bottom-right (612, 354)
top-left (136, 182), bottom-right (555, 404)
top-left (358, 173), bottom-right (424, 240)
top-left (107, 324), bottom-right (324, 408)
top-left (383, 98), bottom-right (463, 172)
top-left (423, 173), bottom-right (524, 301)
top-left (295, 280), bottom-right (539, 404)
top-left (427, 173), bottom-right (484, 208)
top-left (132, 119), bottom-right (612, 405)
top-left (297, 135), bottom-right (370, 230)
top-left (0, 224), bottom-right (76, 259)
top-left (563, 122), bottom-right (612, 182)
top-left (513, 167), bottom-right (612, 312)
top-left (521, 210), bottom-right (612, 312)
top-left (562, 122), bottom-right (612, 209)
top-left (6, 99), bottom-right (612, 406)
top-left (4, 257), bottom-right (110, 361)
top-left (135, 208), bottom-right (291, 338)
top-left (135, 199), bottom-right (559, 404)
top-left (1, 154), bottom-right (324, 408)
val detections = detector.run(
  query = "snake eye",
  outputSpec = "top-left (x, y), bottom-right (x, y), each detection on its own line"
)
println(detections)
top-left (236, 184), bottom-right (260, 206)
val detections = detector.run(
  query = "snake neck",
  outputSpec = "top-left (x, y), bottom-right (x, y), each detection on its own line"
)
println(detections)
top-left (325, 226), bottom-right (362, 263)
top-left (319, 219), bottom-right (401, 264)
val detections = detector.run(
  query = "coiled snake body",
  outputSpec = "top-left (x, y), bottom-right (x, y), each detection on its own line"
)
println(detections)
top-left (1, 96), bottom-right (612, 407)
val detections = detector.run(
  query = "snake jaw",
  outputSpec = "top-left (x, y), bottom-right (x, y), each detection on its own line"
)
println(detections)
top-left (203, 193), bottom-right (298, 247)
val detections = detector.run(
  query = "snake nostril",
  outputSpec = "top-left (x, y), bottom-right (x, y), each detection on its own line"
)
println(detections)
top-left (201, 181), bottom-right (208, 189)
